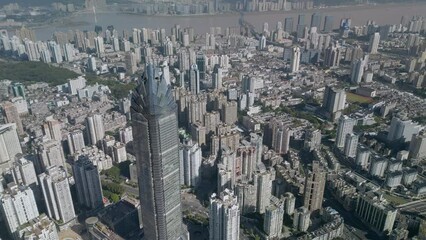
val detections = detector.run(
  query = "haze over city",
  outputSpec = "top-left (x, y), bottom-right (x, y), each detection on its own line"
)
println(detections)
top-left (0, 0), bottom-right (425, 240)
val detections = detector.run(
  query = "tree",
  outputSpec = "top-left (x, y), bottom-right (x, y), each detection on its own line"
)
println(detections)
top-left (103, 166), bottom-right (120, 181)
top-left (111, 193), bottom-right (120, 203)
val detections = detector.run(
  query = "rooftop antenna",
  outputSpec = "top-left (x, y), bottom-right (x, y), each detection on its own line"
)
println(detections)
top-left (93, 5), bottom-right (97, 24)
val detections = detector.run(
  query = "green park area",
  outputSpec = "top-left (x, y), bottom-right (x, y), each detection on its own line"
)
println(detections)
top-left (0, 61), bottom-right (78, 85)
top-left (382, 192), bottom-right (410, 206)
top-left (0, 61), bottom-right (135, 99)
top-left (346, 92), bottom-right (373, 104)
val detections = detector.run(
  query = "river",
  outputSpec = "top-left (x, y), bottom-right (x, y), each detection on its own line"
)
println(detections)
top-left (33, 2), bottom-right (426, 40)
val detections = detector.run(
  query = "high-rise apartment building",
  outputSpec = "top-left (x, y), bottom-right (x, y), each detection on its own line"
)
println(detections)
top-left (67, 129), bottom-right (86, 154)
top-left (336, 115), bottom-right (356, 148)
top-left (344, 133), bottom-right (359, 158)
top-left (264, 196), bottom-right (284, 238)
top-left (38, 165), bottom-right (75, 223)
top-left (290, 46), bottom-right (301, 73)
top-left (0, 184), bottom-right (39, 235)
top-left (209, 189), bottom-right (240, 240)
top-left (0, 124), bottom-right (22, 173)
top-left (11, 157), bottom-right (38, 188)
top-left (409, 133), bottom-right (426, 160)
top-left (387, 117), bottom-right (421, 142)
top-left (304, 129), bottom-right (322, 151)
top-left (254, 167), bottom-right (273, 214)
top-left (324, 46), bottom-right (341, 68)
top-left (303, 161), bottom-right (326, 213)
top-left (351, 57), bottom-right (367, 84)
top-left (368, 32), bottom-right (380, 54)
top-left (94, 36), bottom-right (104, 57)
top-left (72, 156), bottom-right (103, 210)
top-left (1, 102), bottom-right (24, 135)
top-left (189, 64), bottom-right (200, 95)
top-left (85, 114), bottom-right (105, 146)
top-left (131, 64), bottom-right (187, 240)
top-left (322, 86), bottom-right (346, 121)
top-left (272, 124), bottom-right (292, 155)
top-left (179, 138), bottom-right (202, 187)
top-left (36, 139), bottom-right (66, 173)
top-left (42, 118), bottom-right (62, 141)
top-left (293, 207), bottom-right (311, 232)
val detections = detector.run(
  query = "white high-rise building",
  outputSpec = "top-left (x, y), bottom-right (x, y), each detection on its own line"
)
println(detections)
top-left (85, 114), bottom-right (105, 146)
top-left (368, 32), bottom-right (380, 54)
top-left (344, 133), bottom-right (359, 158)
top-left (264, 196), bottom-right (285, 238)
top-left (254, 167), bottom-right (273, 214)
top-left (351, 58), bottom-right (366, 84)
top-left (132, 28), bottom-right (141, 44)
top-left (88, 56), bottom-right (97, 72)
top-left (304, 129), bottom-right (322, 151)
top-left (67, 129), bottom-right (85, 155)
top-left (0, 123), bottom-right (22, 173)
top-left (94, 36), bottom-right (104, 57)
top-left (209, 189), bottom-right (240, 240)
top-left (24, 40), bottom-right (40, 61)
top-left (11, 157), bottom-right (38, 187)
top-left (290, 46), bottom-right (301, 73)
top-left (293, 207), bottom-right (311, 232)
top-left (112, 142), bottom-right (127, 163)
top-left (119, 127), bottom-right (133, 144)
top-left (125, 51), bottom-right (138, 74)
top-left (48, 41), bottom-right (62, 63)
top-left (40, 49), bottom-right (51, 63)
top-left (42, 118), bottom-right (62, 141)
top-left (387, 117), bottom-right (421, 142)
top-left (38, 165), bottom-right (75, 223)
top-left (36, 139), bottom-right (66, 172)
top-left (409, 133), bottom-right (426, 160)
top-left (179, 139), bottom-right (202, 187)
top-left (283, 192), bottom-right (296, 215)
top-left (336, 115), bottom-right (356, 148)
top-left (63, 43), bottom-right (74, 62)
top-left (0, 185), bottom-right (39, 235)
top-left (272, 125), bottom-right (292, 155)
top-left (356, 146), bottom-right (370, 170)
top-left (72, 157), bottom-right (103, 210)
top-left (112, 37), bottom-right (120, 52)
top-left (68, 76), bottom-right (87, 95)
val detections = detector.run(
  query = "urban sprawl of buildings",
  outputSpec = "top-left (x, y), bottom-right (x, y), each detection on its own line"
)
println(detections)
top-left (0, 8), bottom-right (426, 240)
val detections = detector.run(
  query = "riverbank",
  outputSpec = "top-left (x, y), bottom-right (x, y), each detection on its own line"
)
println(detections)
top-left (26, 1), bottom-right (425, 40)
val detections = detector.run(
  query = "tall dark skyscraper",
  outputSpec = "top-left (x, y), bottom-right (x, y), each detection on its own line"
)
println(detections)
top-left (284, 17), bottom-right (294, 33)
top-left (298, 14), bottom-right (305, 25)
top-left (310, 12), bottom-right (322, 29)
top-left (131, 64), bottom-right (187, 240)
top-left (323, 16), bottom-right (334, 33)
